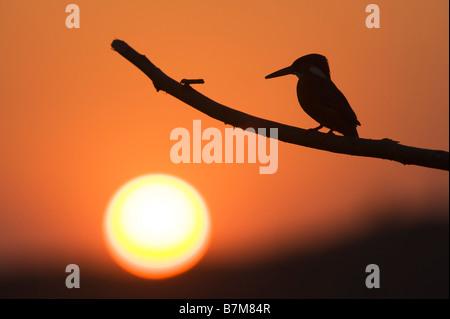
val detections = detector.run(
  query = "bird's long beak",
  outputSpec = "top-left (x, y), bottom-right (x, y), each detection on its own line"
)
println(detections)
top-left (265, 66), bottom-right (293, 79)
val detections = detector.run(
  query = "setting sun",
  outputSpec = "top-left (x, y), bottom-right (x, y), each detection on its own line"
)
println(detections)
top-left (104, 174), bottom-right (210, 279)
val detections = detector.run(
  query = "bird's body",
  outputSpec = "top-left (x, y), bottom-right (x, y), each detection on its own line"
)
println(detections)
top-left (266, 54), bottom-right (360, 137)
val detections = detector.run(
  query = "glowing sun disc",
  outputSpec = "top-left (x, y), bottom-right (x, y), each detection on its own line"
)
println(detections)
top-left (104, 174), bottom-right (210, 279)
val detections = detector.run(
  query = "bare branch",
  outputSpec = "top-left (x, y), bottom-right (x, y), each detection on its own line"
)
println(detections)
top-left (111, 39), bottom-right (449, 171)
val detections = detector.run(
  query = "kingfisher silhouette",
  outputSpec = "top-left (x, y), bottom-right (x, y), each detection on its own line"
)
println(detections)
top-left (266, 54), bottom-right (361, 137)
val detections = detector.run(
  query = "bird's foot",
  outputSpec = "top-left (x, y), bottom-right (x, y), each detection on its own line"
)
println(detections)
top-left (308, 125), bottom-right (324, 132)
top-left (318, 130), bottom-right (335, 143)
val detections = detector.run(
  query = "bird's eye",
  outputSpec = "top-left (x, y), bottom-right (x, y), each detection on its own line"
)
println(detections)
top-left (309, 66), bottom-right (327, 79)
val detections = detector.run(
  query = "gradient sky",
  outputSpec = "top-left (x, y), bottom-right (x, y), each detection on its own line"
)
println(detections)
top-left (0, 0), bottom-right (448, 277)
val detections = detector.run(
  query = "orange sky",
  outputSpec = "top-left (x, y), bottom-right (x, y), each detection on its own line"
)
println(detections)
top-left (0, 0), bottom-right (448, 273)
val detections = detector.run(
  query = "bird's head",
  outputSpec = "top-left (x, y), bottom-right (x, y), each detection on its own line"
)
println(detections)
top-left (265, 54), bottom-right (330, 80)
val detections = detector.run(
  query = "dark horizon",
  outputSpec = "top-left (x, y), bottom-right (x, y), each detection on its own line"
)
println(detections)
top-left (1, 212), bottom-right (448, 299)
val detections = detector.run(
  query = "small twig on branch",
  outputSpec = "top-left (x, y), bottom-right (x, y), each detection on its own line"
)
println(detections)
top-left (111, 39), bottom-right (449, 171)
top-left (181, 79), bottom-right (205, 86)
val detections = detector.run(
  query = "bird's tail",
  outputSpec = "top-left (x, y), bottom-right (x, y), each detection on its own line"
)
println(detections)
top-left (343, 126), bottom-right (359, 138)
